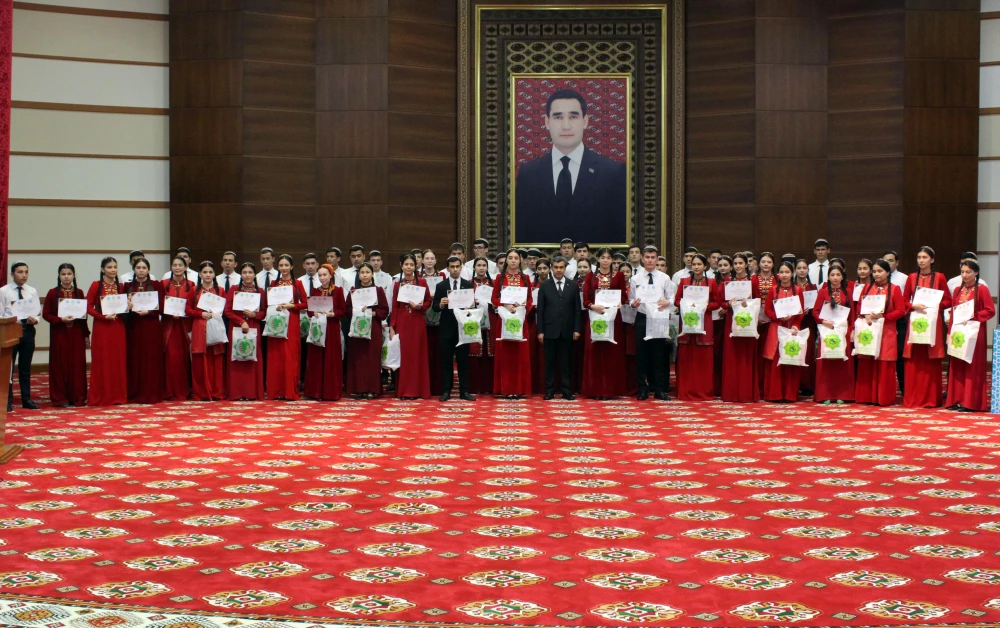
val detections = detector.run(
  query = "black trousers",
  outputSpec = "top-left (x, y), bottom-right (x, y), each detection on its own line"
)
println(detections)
top-left (544, 337), bottom-right (573, 395)
top-left (299, 336), bottom-right (309, 389)
top-left (441, 337), bottom-right (469, 394)
top-left (635, 313), bottom-right (670, 394)
top-left (10, 324), bottom-right (36, 403)
top-left (895, 318), bottom-right (906, 394)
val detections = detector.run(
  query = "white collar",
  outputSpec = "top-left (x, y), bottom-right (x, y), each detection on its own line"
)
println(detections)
top-left (552, 142), bottom-right (585, 167)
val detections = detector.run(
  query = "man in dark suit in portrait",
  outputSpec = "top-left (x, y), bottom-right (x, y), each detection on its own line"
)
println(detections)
top-left (535, 256), bottom-right (581, 400)
top-left (514, 88), bottom-right (628, 245)
top-left (432, 256), bottom-right (476, 403)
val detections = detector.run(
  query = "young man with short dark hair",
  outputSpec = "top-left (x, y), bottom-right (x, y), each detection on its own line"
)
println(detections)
top-left (2, 262), bottom-right (41, 410)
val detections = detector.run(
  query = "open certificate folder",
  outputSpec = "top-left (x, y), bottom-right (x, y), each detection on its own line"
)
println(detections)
top-left (233, 292), bottom-right (261, 312)
top-left (130, 291), bottom-right (159, 311)
top-left (57, 298), bottom-right (87, 319)
top-left (164, 297), bottom-right (187, 317)
top-left (197, 292), bottom-right (226, 314)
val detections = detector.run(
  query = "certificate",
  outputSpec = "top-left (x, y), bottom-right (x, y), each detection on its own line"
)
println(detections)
top-left (449, 288), bottom-right (475, 310)
top-left (197, 292), bottom-right (226, 313)
top-left (913, 287), bottom-right (944, 309)
top-left (860, 294), bottom-right (886, 315)
top-left (953, 300), bottom-right (974, 325)
top-left (164, 297), bottom-right (187, 317)
top-left (396, 283), bottom-right (426, 304)
top-left (635, 284), bottom-right (660, 305)
top-left (57, 298), bottom-right (88, 319)
top-left (725, 281), bottom-right (751, 301)
top-left (130, 291), bottom-right (159, 311)
top-left (500, 286), bottom-right (528, 305)
top-left (595, 289), bottom-right (621, 309)
top-left (351, 287), bottom-right (377, 308)
top-left (10, 297), bottom-right (40, 320)
top-left (267, 285), bottom-right (293, 306)
top-left (233, 292), bottom-right (261, 312)
top-left (308, 296), bottom-right (334, 313)
top-left (819, 302), bottom-right (850, 325)
top-left (853, 283), bottom-right (864, 302)
top-left (683, 285), bottom-right (710, 302)
top-left (475, 284), bottom-right (494, 306)
top-left (101, 294), bottom-right (129, 315)
top-left (772, 296), bottom-right (802, 319)
top-left (802, 290), bottom-right (818, 310)
top-left (423, 276), bottom-right (442, 295)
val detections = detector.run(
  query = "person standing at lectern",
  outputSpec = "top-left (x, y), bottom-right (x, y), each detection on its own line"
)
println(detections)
top-left (2, 262), bottom-right (40, 411)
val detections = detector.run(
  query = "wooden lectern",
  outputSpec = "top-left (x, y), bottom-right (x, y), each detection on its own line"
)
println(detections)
top-left (0, 317), bottom-right (24, 464)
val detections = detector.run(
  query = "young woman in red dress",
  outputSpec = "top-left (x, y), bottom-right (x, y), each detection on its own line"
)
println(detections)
top-left (572, 257), bottom-right (591, 393)
top-left (225, 262), bottom-right (266, 401)
top-left (582, 248), bottom-right (629, 399)
top-left (267, 254), bottom-right (308, 401)
top-left (87, 257), bottom-right (127, 406)
top-left (390, 254), bottom-right (432, 399)
top-left (43, 263), bottom-right (89, 407)
top-left (491, 248), bottom-right (534, 398)
top-left (304, 264), bottom-right (346, 401)
top-left (619, 263), bottom-right (638, 396)
top-left (902, 246), bottom-right (952, 408)
top-left (186, 261), bottom-right (226, 401)
top-left (794, 259), bottom-right (818, 396)
top-left (711, 255), bottom-right (732, 396)
top-left (755, 252), bottom-right (776, 397)
top-left (719, 253), bottom-right (760, 403)
top-left (123, 258), bottom-right (164, 404)
top-left (813, 264), bottom-right (855, 404)
top-left (468, 257), bottom-right (495, 394)
top-left (945, 260), bottom-right (996, 412)
top-left (162, 256), bottom-right (194, 401)
top-left (854, 258), bottom-right (873, 302)
top-left (529, 259), bottom-right (550, 394)
top-left (420, 250), bottom-right (443, 396)
top-left (674, 254), bottom-right (720, 401)
top-left (854, 259), bottom-right (906, 406)
top-left (346, 262), bottom-right (390, 399)
top-left (763, 261), bottom-right (804, 402)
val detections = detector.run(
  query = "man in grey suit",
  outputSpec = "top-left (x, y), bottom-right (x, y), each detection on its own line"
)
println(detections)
top-left (535, 256), bottom-right (581, 400)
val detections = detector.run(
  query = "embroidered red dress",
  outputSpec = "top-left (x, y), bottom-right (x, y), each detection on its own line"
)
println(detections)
top-left (491, 272), bottom-right (534, 396)
top-left (87, 280), bottom-right (127, 406)
top-left (854, 282), bottom-right (906, 406)
top-left (304, 284), bottom-right (346, 401)
top-left (763, 284), bottom-right (804, 402)
top-left (718, 275), bottom-right (760, 403)
top-left (346, 285), bottom-right (390, 395)
top-left (902, 271), bottom-right (951, 408)
top-left (756, 273), bottom-right (775, 397)
top-left (161, 277), bottom-right (194, 401)
top-left (797, 281), bottom-right (818, 396)
top-left (42, 286), bottom-right (89, 406)
top-left (224, 282), bottom-right (266, 400)
top-left (422, 270), bottom-right (443, 396)
top-left (468, 275), bottom-right (495, 394)
top-left (124, 279), bottom-right (164, 404)
top-left (580, 270), bottom-right (628, 398)
top-left (186, 285), bottom-right (226, 401)
top-left (945, 281), bottom-right (995, 411)
top-left (812, 285), bottom-right (855, 403)
top-left (674, 276), bottom-right (720, 401)
top-left (267, 278), bottom-right (308, 400)
top-left (390, 277), bottom-right (432, 399)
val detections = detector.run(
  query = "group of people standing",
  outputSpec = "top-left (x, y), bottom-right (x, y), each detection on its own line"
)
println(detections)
top-left (2, 238), bottom-right (993, 412)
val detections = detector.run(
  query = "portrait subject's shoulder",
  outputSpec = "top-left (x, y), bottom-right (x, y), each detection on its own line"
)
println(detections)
top-left (517, 151), bottom-right (551, 176)
top-left (583, 148), bottom-right (626, 171)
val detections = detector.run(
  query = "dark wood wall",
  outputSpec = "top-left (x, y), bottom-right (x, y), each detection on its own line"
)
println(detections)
top-left (685, 0), bottom-right (979, 275)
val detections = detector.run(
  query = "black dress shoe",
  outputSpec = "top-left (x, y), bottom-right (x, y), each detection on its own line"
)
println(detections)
top-left (6, 399), bottom-right (12, 412)
top-left (563, 394), bottom-right (575, 401)
top-left (439, 393), bottom-right (451, 402)
top-left (22, 400), bottom-right (40, 410)
top-left (653, 392), bottom-right (668, 401)
top-left (544, 393), bottom-right (554, 401)
top-left (637, 391), bottom-right (648, 401)
top-left (459, 392), bottom-right (475, 401)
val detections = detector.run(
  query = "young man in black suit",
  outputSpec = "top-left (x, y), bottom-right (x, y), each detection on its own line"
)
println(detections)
top-left (432, 256), bottom-right (477, 402)
top-left (535, 256), bottom-right (581, 400)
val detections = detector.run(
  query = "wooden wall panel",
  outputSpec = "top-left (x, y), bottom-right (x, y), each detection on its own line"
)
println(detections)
top-left (827, 109), bottom-right (904, 157)
top-left (685, 206), bottom-right (756, 254)
top-left (828, 157), bottom-right (905, 205)
top-left (387, 205), bottom-right (459, 253)
top-left (687, 0), bottom-right (754, 24)
top-left (388, 112), bottom-right (457, 161)
top-left (170, 156), bottom-right (242, 204)
top-left (755, 18), bottom-right (827, 64)
top-left (388, 66), bottom-right (457, 114)
top-left (243, 13), bottom-right (316, 64)
top-left (756, 159), bottom-right (827, 205)
top-left (315, 205), bottom-right (390, 250)
top-left (687, 66), bottom-right (756, 112)
top-left (388, 19), bottom-right (457, 69)
top-left (169, 11), bottom-right (242, 60)
top-left (388, 160), bottom-right (457, 207)
top-left (827, 61), bottom-right (904, 110)
top-left (170, 203), bottom-right (243, 251)
top-left (686, 160), bottom-right (755, 206)
top-left (243, 61), bottom-right (315, 110)
top-left (171, 107), bottom-right (242, 155)
top-left (242, 204), bottom-right (317, 251)
top-left (317, 64), bottom-right (388, 110)
top-left (756, 112), bottom-right (826, 157)
top-left (317, 111), bottom-right (388, 158)
top-left (755, 64), bottom-right (826, 110)
top-left (317, 0), bottom-right (388, 18)
top-left (317, 159), bottom-right (389, 205)
top-left (755, 0), bottom-right (827, 17)
top-left (243, 157), bottom-right (316, 205)
top-left (316, 18), bottom-right (388, 64)
top-left (243, 0), bottom-right (315, 17)
top-left (754, 205), bottom-right (828, 254)
top-left (686, 20), bottom-right (755, 68)
top-left (828, 12), bottom-right (905, 64)
top-left (904, 59), bottom-right (978, 108)
top-left (243, 109), bottom-right (316, 157)
top-left (389, 0), bottom-right (457, 24)
top-left (686, 113), bottom-right (755, 159)
top-left (904, 9), bottom-right (980, 59)
top-left (170, 60), bottom-right (242, 108)
top-left (903, 108), bottom-right (978, 155)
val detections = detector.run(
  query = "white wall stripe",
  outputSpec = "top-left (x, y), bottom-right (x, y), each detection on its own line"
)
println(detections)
top-left (12, 56), bottom-right (168, 109)
top-left (12, 8), bottom-right (168, 63)
top-left (20, 0), bottom-right (167, 15)
top-left (9, 155), bottom-right (169, 202)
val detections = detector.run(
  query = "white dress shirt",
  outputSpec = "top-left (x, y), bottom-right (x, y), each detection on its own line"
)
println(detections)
top-left (551, 142), bottom-right (585, 194)
top-left (162, 269), bottom-right (199, 283)
top-left (630, 268), bottom-right (678, 316)
top-left (671, 267), bottom-right (715, 284)
top-left (373, 271), bottom-right (394, 319)
top-left (255, 268), bottom-right (278, 290)
top-left (219, 271), bottom-right (240, 294)
top-left (297, 273), bottom-right (321, 295)
top-left (0, 283), bottom-right (40, 320)
top-left (948, 274), bottom-right (992, 294)
top-left (889, 270), bottom-right (908, 289)
top-left (808, 260), bottom-right (830, 286)
top-left (340, 267), bottom-right (360, 292)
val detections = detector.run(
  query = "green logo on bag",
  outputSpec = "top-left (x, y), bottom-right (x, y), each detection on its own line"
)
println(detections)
top-left (734, 311), bottom-right (753, 328)
top-left (463, 319), bottom-right (480, 337)
top-left (353, 316), bottom-right (369, 335)
top-left (382, 344), bottom-right (389, 360)
top-left (504, 317), bottom-right (522, 334)
top-left (951, 331), bottom-right (966, 348)
top-left (824, 333), bottom-right (841, 350)
top-left (683, 311), bottom-right (700, 328)
top-left (309, 320), bottom-right (324, 342)
top-left (912, 317), bottom-right (929, 334)
top-left (267, 314), bottom-right (287, 334)
top-left (234, 335), bottom-right (255, 359)
top-left (592, 319), bottom-right (608, 335)
top-left (857, 329), bottom-right (874, 346)
top-left (783, 340), bottom-right (802, 357)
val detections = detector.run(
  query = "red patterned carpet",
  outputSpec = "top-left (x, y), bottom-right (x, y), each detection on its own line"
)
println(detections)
top-left (2, 391), bottom-right (1000, 627)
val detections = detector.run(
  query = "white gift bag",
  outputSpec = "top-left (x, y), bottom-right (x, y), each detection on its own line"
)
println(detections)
top-left (231, 328), bottom-right (258, 362)
top-left (307, 313), bottom-right (327, 347)
top-left (620, 303), bottom-right (636, 325)
top-left (730, 298), bottom-right (761, 339)
top-left (818, 323), bottom-right (849, 361)
top-left (947, 320), bottom-right (980, 364)
top-left (853, 317), bottom-right (884, 358)
top-left (381, 333), bottom-right (401, 369)
top-left (456, 308), bottom-right (484, 347)
top-left (644, 307), bottom-right (672, 341)
top-left (206, 316), bottom-right (228, 346)
top-left (349, 308), bottom-right (373, 339)
top-left (908, 306), bottom-right (938, 346)
top-left (589, 308), bottom-right (617, 344)
top-left (777, 327), bottom-right (809, 367)
top-left (263, 307), bottom-right (290, 339)
top-left (497, 306), bottom-right (526, 342)
top-left (679, 300), bottom-right (707, 336)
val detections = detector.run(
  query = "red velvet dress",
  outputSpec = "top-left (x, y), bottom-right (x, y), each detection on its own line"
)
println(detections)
top-left (719, 275), bottom-right (760, 403)
top-left (346, 285), bottom-right (389, 395)
top-left (304, 284), bottom-right (346, 401)
top-left (390, 277), bottom-right (432, 399)
top-left (87, 280), bottom-right (127, 406)
top-left (581, 271), bottom-right (629, 398)
top-left (572, 277), bottom-right (586, 392)
top-left (529, 285), bottom-right (544, 394)
top-left (797, 282), bottom-right (818, 395)
top-left (468, 276), bottom-right (495, 394)
top-left (763, 284), bottom-right (804, 402)
top-left (224, 283), bottom-right (266, 400)
top-left (813, 285), bottom-right (855, 402)
top-left (43, 287), bottom-right (89, 406)
top-left (267, 278), bottom-right (309, 400)
top-left (162, 278), bottom-right (194, 401)
top-left (756, 274), bottom-right (775, 397)
top-left (945, 282), bottom-right (995, 411)
top-left (902, 272), bottom-right (951, 408)
top-left (422, 271), bottom-right (443, 396)
top-left (674, 277), bottom-right (720, 401)
top-left (186, 285), bottom-right (226, 401)
top-left (712, 278), bottom-right (728, 396)
top-left (124, 280), bottom-right (164, 404)
top-left (854, 282), bottom-right (905, 406)
top-left (491, 272), bottom-right (534, 396)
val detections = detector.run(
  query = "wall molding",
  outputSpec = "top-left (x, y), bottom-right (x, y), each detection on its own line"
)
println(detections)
top-left (12, 53), bottom-right (167, 68)
top-left (12, 101), bottom-right (168, 115)
top-left (983, 108), bottom-right (1000, 116)
top-left (8, 249), bottom-right (170, 255)
top-left (983, 11), bottom-right (1000, 20)
top-left (980, 203), bottom-right (1000, 210)
top-left (12, 1), bottom-right (167, 21)
top-left (11, 151), bottom-right (168, 161)
top-left (9, 199), bottom-right (169, 208)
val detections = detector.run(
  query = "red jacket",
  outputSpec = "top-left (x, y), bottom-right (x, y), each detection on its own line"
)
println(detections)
top-left (674, 277), bottom-right (720, 346)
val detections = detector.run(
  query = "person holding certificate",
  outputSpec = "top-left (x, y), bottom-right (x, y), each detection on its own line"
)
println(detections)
top-left (490, 248), bottom-right (534, 398)
top-left (469, 257), bottom-right (495, 394)
top-left (762, 261), bottom-right (804, 402)
top-left (674, 254), bottom-right (720, 401)
top-left (718, 253), bottom-right (760, 402)
top-left (755, 252), bottom-right (776, 397)
top-left (420, 250), bottom-right (444, 396)
top-left (225, 262), bottom-right (267, 401)
top-left (87, 257), bottom-right (127, 406)
top-left (902, 247), bottom-right (951, 408)
top-left (529, 258), bottom-right (550, 394)
top-left (619, 262), bottom-right (638, 396)
top-left (945, 260), bottom-right (995, 412)
top-left (581, 248), bottom-right (628, 399)
top-left (304, 263), bottom-right (346, 401)
top-left (629, 246), bottom-right (676, 401)
top-left (2, 261), bottom-right (41, 410)
top-left (266, 254), bottom-right (309, 400)
top-left (854, 259), bottom-right (906, 406)
top-left (711, 255), bottom-right (732, 395)
top-left (432, 256), bottom-right (477, 402)
top-left (42, 263), bottom-right (90, 407)
top-left (346, 262), bottom-right (389, 399)
top-left (813, 265), bottom-right (855, 404)
top-left (185, 261), bottom-right (227, 401)
top-left (124, 258), bottom-right (165, 405)
top-left (161, 256), bottom-right (195, 401)
top-left (794, 259), bottom-right (818, 397)
top-left (389, 254), bottom-right (432, 400)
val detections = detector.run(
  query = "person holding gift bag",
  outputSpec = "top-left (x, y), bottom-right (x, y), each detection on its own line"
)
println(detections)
top-left (762, 261), bottom-right (804, 402)
top-left (794, 259), bottom-right (818, 397)
top-left (719, 253), bottom-right (761, 402)
top-left (755, 252), bottom-right (777, 397)
top-left (854, 259), bottom-right (906, 406)
top-left (529, 258), bottom-right (551, 394)
top-left (945, 260), bottom-right (995, 412)
top-left (432, 256), bottom-right (477, 402)
top-left (87, 257), bottom-right (128, 406)
top-left (389, 254), bottom-right (432, 400)
top-left (124, 258), bottom-right (164, 404)
top-left (186, 261), bottom-right (227, 401)
top-left (420, 250), bottom-right (444, 396)
top-left (225, 262), bottom-right (266, 401)
top-left (346, 262), bottom-right (389, 399)
top-left (673, 254), bottom-right (720, 401)
top-left (629, 245), bottom-right (676, 401)
top-left (813, 265), bottom-right (854, 404)
top-left (43, 263), bottom-right (89, 407)
top-left (304, 264), bottom-right (346, 401)
top-left (711, 255), bottom-right (732, 395)
top-left (161, 256), bottom-right (194, 401)
top-left (902, 246), bottom-right (951, 408)
top-left (266, 254), bottom-right (309, 401)
top-left (469, 257), bottom-right (495, 394)
top-left (491, 248), bottom-right (534, 398)
top-left (581, 248), bottom-right (628, 399)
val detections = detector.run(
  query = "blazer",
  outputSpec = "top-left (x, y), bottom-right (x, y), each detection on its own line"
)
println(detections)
top-left (535, 276), bottom-right (581, 340)
top-left (432, 276), bottom-right (474, 340)
top-left (514, 147), bottom-right (627, 245)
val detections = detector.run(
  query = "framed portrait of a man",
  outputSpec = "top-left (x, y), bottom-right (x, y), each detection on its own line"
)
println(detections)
top-left (510, 75), bottom-right (631, 248)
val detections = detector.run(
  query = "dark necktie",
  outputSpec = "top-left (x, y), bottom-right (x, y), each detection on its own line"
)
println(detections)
top-left (263, 272), bottom-right (270, 290)
top-left (453, 280), bottom-right (458, 291)
top-left (556, 155), bottom-right (572, 208)
top-left (648, 273), bottom-right (653, 285)
top-left (557, 280), bottom-right (562, 294)
top-left (818, 264), bottom-right (824, 285)
top-left (17, 286), bottom-right (22, 299)
top-left (225, 276), bottom-right (230, 292)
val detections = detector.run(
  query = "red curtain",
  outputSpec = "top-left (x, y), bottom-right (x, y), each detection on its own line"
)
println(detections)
top-left (0, 0), bottom-right (11, 280)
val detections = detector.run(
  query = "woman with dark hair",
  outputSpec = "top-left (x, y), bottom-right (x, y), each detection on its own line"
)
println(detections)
top-left (530, 258), bottom-right (551, 394)
top-left (390, 254), bottom-right (432, 399)
top-left (304, 263), bottom-right (346, 401)
top-left (855, 259), bottom-right (906, 406)
top-left (87, 257), bottom-right (127, 406)
top-left (186, 261), bottom-right (226, 401)
top-left (794, 258), bottom-right (818, 397)
top-left (674, 253), bottom-right (720, 401)
top-left (582, 248), bottom-right (628, 399)
top-left (756, 252), bottom-right (776, 396)
top-left (42, 263), bottom-right (89, 406)
top-left (162, 256), bottom-right (194, 401)
top-left (719, 253), bottom-right (760, 402)
top-left (762, 260), bottom-right (804, 402)
top-left (711, 255), bottom-right (732, 396)
top-left (124, 258), bottom-right (164, 404)
top-left (902, 246), bottom-right (951, 408)
top-left (421, 250), bottom-right (444, 396)
top-left (225, 261), bottom-right (267, 400)
top-left (813, 264), bottom-right (854, 404)
top-left (266, 254), bottom-right (308, 400)
top-left (855, 258), bottom-right (873, 300)
top-left (469, 257), bottom-right (495, 394)
top-left (945, 260), bottom-right (995, 412)
top-left (491, 248), bottom-right (534, 398)
top-left (346, 262), bottom-right (390, 399)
